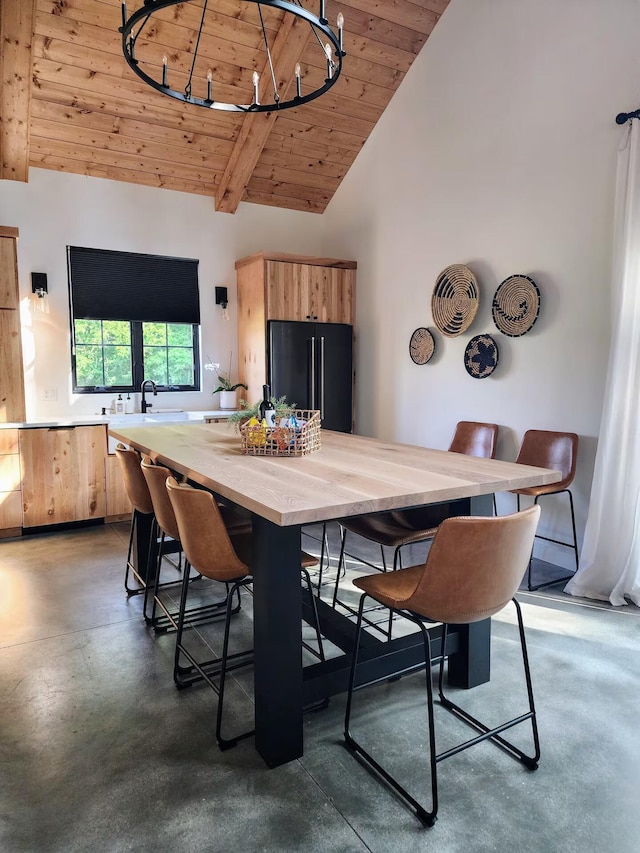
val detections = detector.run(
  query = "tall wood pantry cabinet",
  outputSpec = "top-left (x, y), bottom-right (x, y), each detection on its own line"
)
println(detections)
top-left (0, 226), bottom-right (26, 424)
top-left (0, 227), bottom-right (26, 536)
top-left (235, 252), bottom-right (357, 405)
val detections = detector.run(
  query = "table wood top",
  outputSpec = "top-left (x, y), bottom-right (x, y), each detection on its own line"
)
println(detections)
top-left (108, 423), bottom-right (561, 527)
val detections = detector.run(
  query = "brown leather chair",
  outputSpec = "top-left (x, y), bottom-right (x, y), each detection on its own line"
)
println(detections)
top-left (332, 421), bottom-right (499, 635)
top-left (511, 430), bottom-right (579, 590)
top-left (114, 444), bottom-right (155, 597)
top-left (448, 420), bottom-right (499, 457)
top-left (166, 477), bottom-right (324, 750)
top-left (344, 506), bottom-right (541, 826)
top-left (140, 456), bottom-right (221, 631)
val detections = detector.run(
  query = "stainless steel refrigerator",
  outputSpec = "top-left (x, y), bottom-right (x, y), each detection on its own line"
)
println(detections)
top-left (267, 320), bottom-right (353, 433)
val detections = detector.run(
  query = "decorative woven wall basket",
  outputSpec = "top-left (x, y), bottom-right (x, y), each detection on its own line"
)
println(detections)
top-left (492, 274), bottom-right (540, 337)
top-left (409, 327), bottom-right (435, 364)
top-left (240, 410), bottom-right (321, 457)
top-left (431, 264), bottom-right (479, 337)
top-left (464, 334), bottom-right (499, 379)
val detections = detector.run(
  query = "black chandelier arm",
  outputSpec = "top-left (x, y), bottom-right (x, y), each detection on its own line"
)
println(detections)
top-left (185, 0), bottom-right (209, 101)
top-left (616, 109), bottom-right (640, 125)
top-left (120, 0), bottom-right (345, 113)
top-left (257, 3), bottom-right (279, 104)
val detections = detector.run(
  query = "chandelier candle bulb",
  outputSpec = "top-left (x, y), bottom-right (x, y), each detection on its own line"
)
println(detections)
top-left (207, 68), bottom-right (213, 101)
top-left (325, 43), bottom-right (333, 79)
top-left (162, 55), bottom-right (168, 87)
top-left (252, 70), bottom-right (260, 105)
top-left (295, 63), bottom-right (302, 98)
top-left (337, 12), bottom-right (344, 52)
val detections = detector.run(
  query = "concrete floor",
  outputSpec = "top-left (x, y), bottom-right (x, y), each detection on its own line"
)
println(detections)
top-left (0, 521), bottom-right (639, 852)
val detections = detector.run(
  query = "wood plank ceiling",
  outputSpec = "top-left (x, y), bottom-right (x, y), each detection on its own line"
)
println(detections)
top-left (1, 0), bottom-right (450, 214)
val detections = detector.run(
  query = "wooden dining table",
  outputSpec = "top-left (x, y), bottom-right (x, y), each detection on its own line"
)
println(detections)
top-left (108, 422), bottom-right (560, 768)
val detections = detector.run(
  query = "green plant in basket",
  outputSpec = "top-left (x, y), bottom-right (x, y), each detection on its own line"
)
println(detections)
top-left (228, 396), bottom-right (295, 430)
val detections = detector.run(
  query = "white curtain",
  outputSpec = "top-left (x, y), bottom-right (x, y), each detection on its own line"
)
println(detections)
top-left (565, 121), bottom-right (640, 606)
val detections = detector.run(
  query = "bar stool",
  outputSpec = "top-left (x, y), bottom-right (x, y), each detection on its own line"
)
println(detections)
top-left (344, 506), bottom-right (541, 826)
top-left (166, 477), bottom-right (324, 749)
top-left (332, 421), bottom-right (499, 636)
top-left (141, 456), bottom-right (231, 631)
top-left (511, 430), bottom-right (579, 590)
top-left (114, 444), bottom-right (156, 597)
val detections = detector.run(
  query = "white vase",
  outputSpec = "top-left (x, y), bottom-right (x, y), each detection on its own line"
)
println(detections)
top-left (218, 390), bottom-right (236, 410)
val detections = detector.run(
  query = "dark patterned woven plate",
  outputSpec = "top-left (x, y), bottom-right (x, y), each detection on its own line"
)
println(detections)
top-left (464, 334), bottom-right (499, 379)
top-left (431, 264), bottom-right (479, 338)
top-left (492, 274), bottom-right (540, 337)
top-left (409, 327), bottom-right (435, 364)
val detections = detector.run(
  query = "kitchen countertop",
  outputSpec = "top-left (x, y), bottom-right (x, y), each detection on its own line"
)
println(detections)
top-left (0, 410), bottom-right (238, 429)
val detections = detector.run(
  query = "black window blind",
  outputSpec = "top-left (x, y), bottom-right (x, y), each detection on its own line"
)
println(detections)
top-left (68, 246), bottom-right (200, 324)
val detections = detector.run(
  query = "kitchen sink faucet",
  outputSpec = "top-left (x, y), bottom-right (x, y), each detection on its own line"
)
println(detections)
top-left (141, 379), bottom-right (157, 413)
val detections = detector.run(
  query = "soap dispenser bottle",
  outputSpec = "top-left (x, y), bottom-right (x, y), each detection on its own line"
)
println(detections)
top-left (115, 394), bottom-right (125, 414)
top-left (125, 393), bottom-right (133, 414)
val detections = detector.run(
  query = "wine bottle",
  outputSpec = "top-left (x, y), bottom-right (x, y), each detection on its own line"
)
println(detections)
top-left (259, 384), bottom-right (276, 427)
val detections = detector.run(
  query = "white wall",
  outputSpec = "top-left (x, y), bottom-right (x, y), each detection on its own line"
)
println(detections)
top-left (322, 0), bottom-right (640, 564)
top-left (0, 168), bottom-right (323, 420)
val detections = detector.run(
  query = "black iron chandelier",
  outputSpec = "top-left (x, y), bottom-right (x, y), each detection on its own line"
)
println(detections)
top-left (120, 1), bottom-right (346, 113)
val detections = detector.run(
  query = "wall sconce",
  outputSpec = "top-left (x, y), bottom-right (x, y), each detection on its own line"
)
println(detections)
top-left (215, 286), bottom-right (229, 321)
top-left (31, 272), bottom-right (50, 314)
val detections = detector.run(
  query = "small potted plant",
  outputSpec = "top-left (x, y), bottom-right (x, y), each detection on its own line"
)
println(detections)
top-left (207, 354), bottom-right (248, 410)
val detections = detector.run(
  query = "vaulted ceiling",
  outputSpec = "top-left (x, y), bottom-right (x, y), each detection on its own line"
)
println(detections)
top-left (1, 0), bottom-right (450, 214)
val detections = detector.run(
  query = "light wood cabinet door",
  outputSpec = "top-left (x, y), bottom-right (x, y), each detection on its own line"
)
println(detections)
top-left (0, 428), bottom-right (19, 455)
top-left (20, 426), bottom-right (106, 527)
top-left (0, 427), bottom-right (21, 533)
top-left (265, 262), bottom-right (355, 324)
top-left (0, 309), bottom-right (26, 423)
top-left (105, 453), bottom-right (132, 519)
top-left (0, 233), bottom-right (26, 423)
top-left (266, 261), bottom-right (304, 321)
top-left (0, 491), bottom-right (22, 532)
top-left (306, 265), bottom-right (355, 324)
top-left (0, 236), bottom-right (19, 309)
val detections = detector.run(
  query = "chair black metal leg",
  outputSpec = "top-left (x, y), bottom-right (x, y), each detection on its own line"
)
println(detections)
top-left (437, 601), bottom-right (540, 769)
top-left (332, 529), bottom-right (395, 639)
top-left (527, 490), bottom-right (579, 591)
top-left (301, 568), bottom-right (325, 661)
top-left (216, 581), bottom-right (255, 751)
top-left (344, 596), bottom-right (438, 826)
top-left (124, 509), bottom-right (148, 596)
top-left (332, 527), bottom-right (348, 609)
top-left (144, 524), bottom-right (164, 625)
top-left (314, 522), bottom-right (331, 596)
top-left (568, 489), bottom-right (579, 572)
top-left (173, 559), bottom-right (193, 684)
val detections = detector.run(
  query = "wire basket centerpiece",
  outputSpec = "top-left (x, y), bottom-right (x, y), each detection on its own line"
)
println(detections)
top-left (240, 410), bottom-right (321, 457)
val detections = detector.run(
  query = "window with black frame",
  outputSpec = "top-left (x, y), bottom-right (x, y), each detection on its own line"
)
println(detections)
top-left (68, 246), bottom-right (201, 393)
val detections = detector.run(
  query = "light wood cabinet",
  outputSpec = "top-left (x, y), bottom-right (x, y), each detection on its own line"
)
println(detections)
top-left (105, 453), bottom-right (132, 519)
top-left (20, 426), bottom-right (106, 527)
top-left (0, 427), bottom-right (21, 536)
top-left (236, 252), bottom-right (356, 405)
top-left (0, 228), bottom-right (26, 423)
top-left (265, 261), bottom-right (355, 324)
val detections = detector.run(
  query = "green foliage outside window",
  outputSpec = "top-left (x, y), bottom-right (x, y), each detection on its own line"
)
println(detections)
top-left (73, 319), bottom-right (197, 391)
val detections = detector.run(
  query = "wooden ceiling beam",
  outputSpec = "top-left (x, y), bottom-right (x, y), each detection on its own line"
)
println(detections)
top-left (0, 0), bottom-right (37, 181)
top-left (215, 13), bottom-right (311, 214)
